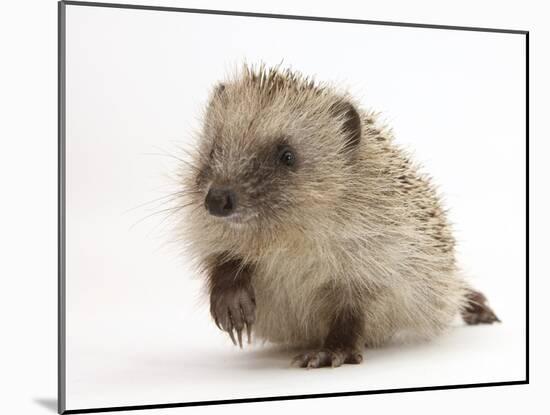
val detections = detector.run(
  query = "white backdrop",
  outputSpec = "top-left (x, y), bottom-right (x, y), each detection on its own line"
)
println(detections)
top-left (62, 3), bottom-right (527, 411)
top-left (1, 0), bottom-right (545, 415)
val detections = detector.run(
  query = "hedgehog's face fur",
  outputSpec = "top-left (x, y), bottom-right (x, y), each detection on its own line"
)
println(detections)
top-left (189, 67), bottom-right (363, 235)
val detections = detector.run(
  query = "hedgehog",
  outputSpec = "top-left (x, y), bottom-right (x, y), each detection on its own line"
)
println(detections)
top-left (176, 65), bottom-right (499, 368)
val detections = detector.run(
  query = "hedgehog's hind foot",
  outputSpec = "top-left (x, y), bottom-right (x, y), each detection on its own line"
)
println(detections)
top-left (461, 290), bottom-right (501, 325)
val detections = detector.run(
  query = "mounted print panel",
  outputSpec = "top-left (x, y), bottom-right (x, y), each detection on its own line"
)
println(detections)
top-left (59, 1), bottom-right (527, 413)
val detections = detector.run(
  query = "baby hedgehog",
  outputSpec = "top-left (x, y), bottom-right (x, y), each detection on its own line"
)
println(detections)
top-left (178, 65), bottom-right (499, 368)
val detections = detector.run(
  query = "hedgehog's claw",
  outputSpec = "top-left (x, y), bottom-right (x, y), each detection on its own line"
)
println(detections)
top-left (245, 321), bottom-right (252, 344)
top-left (237, 327), bottom-right (243, 348)
top-left (228, 327), bottom-right (237, 346)
top-left (213, 316), bottom-right (221, 330)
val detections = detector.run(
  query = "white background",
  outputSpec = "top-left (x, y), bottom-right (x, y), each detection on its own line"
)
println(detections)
top-left (0, 0), bottom-right (544, 415)
top-left (62, 2), bottom-right (527, 411)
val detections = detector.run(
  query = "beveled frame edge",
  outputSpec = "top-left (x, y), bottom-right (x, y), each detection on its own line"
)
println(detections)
top-left (57, 1), bottom-right (530, 413)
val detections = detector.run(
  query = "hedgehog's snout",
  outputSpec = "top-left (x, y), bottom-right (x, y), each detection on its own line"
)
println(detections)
top-left (205, 187), bottom-right (237, 217)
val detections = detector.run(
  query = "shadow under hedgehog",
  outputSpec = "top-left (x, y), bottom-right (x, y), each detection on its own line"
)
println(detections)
top-left (177, 65), bottom-right (499, 368)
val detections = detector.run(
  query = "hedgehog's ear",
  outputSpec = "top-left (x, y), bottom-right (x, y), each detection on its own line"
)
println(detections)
top-left (330, 100), bottom-right (362, 152)
top-left (214, 83), bottom-right (226, 97)
top-left (209, 83), bottom-right (227, 109)
top-left (216, 83), bottom-right (225, 95)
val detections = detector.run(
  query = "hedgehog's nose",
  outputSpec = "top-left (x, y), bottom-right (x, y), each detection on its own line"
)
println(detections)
top-left (205, 188), bottom-right (237, 217)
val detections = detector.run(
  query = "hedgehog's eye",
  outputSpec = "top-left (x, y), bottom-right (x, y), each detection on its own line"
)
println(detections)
top-left (278, 146), bottom-right (295, 167)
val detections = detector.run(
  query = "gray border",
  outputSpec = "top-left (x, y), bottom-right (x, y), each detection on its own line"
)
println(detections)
top-left (58, 1), bottom-right (66, 413)
top-left (58, 1), bottom-right (529, 414)
top-left (64, 0), bottom-right (527, 34)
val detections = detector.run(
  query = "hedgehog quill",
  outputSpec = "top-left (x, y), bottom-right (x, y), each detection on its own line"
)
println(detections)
top-left (177, 65), bottom-right (499, 368)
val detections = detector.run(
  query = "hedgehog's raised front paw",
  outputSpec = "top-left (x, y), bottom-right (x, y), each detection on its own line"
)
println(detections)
top-left (291, 348), bottom-right (363, 369)
top-left (210, 285), bottom-right (256, 347)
